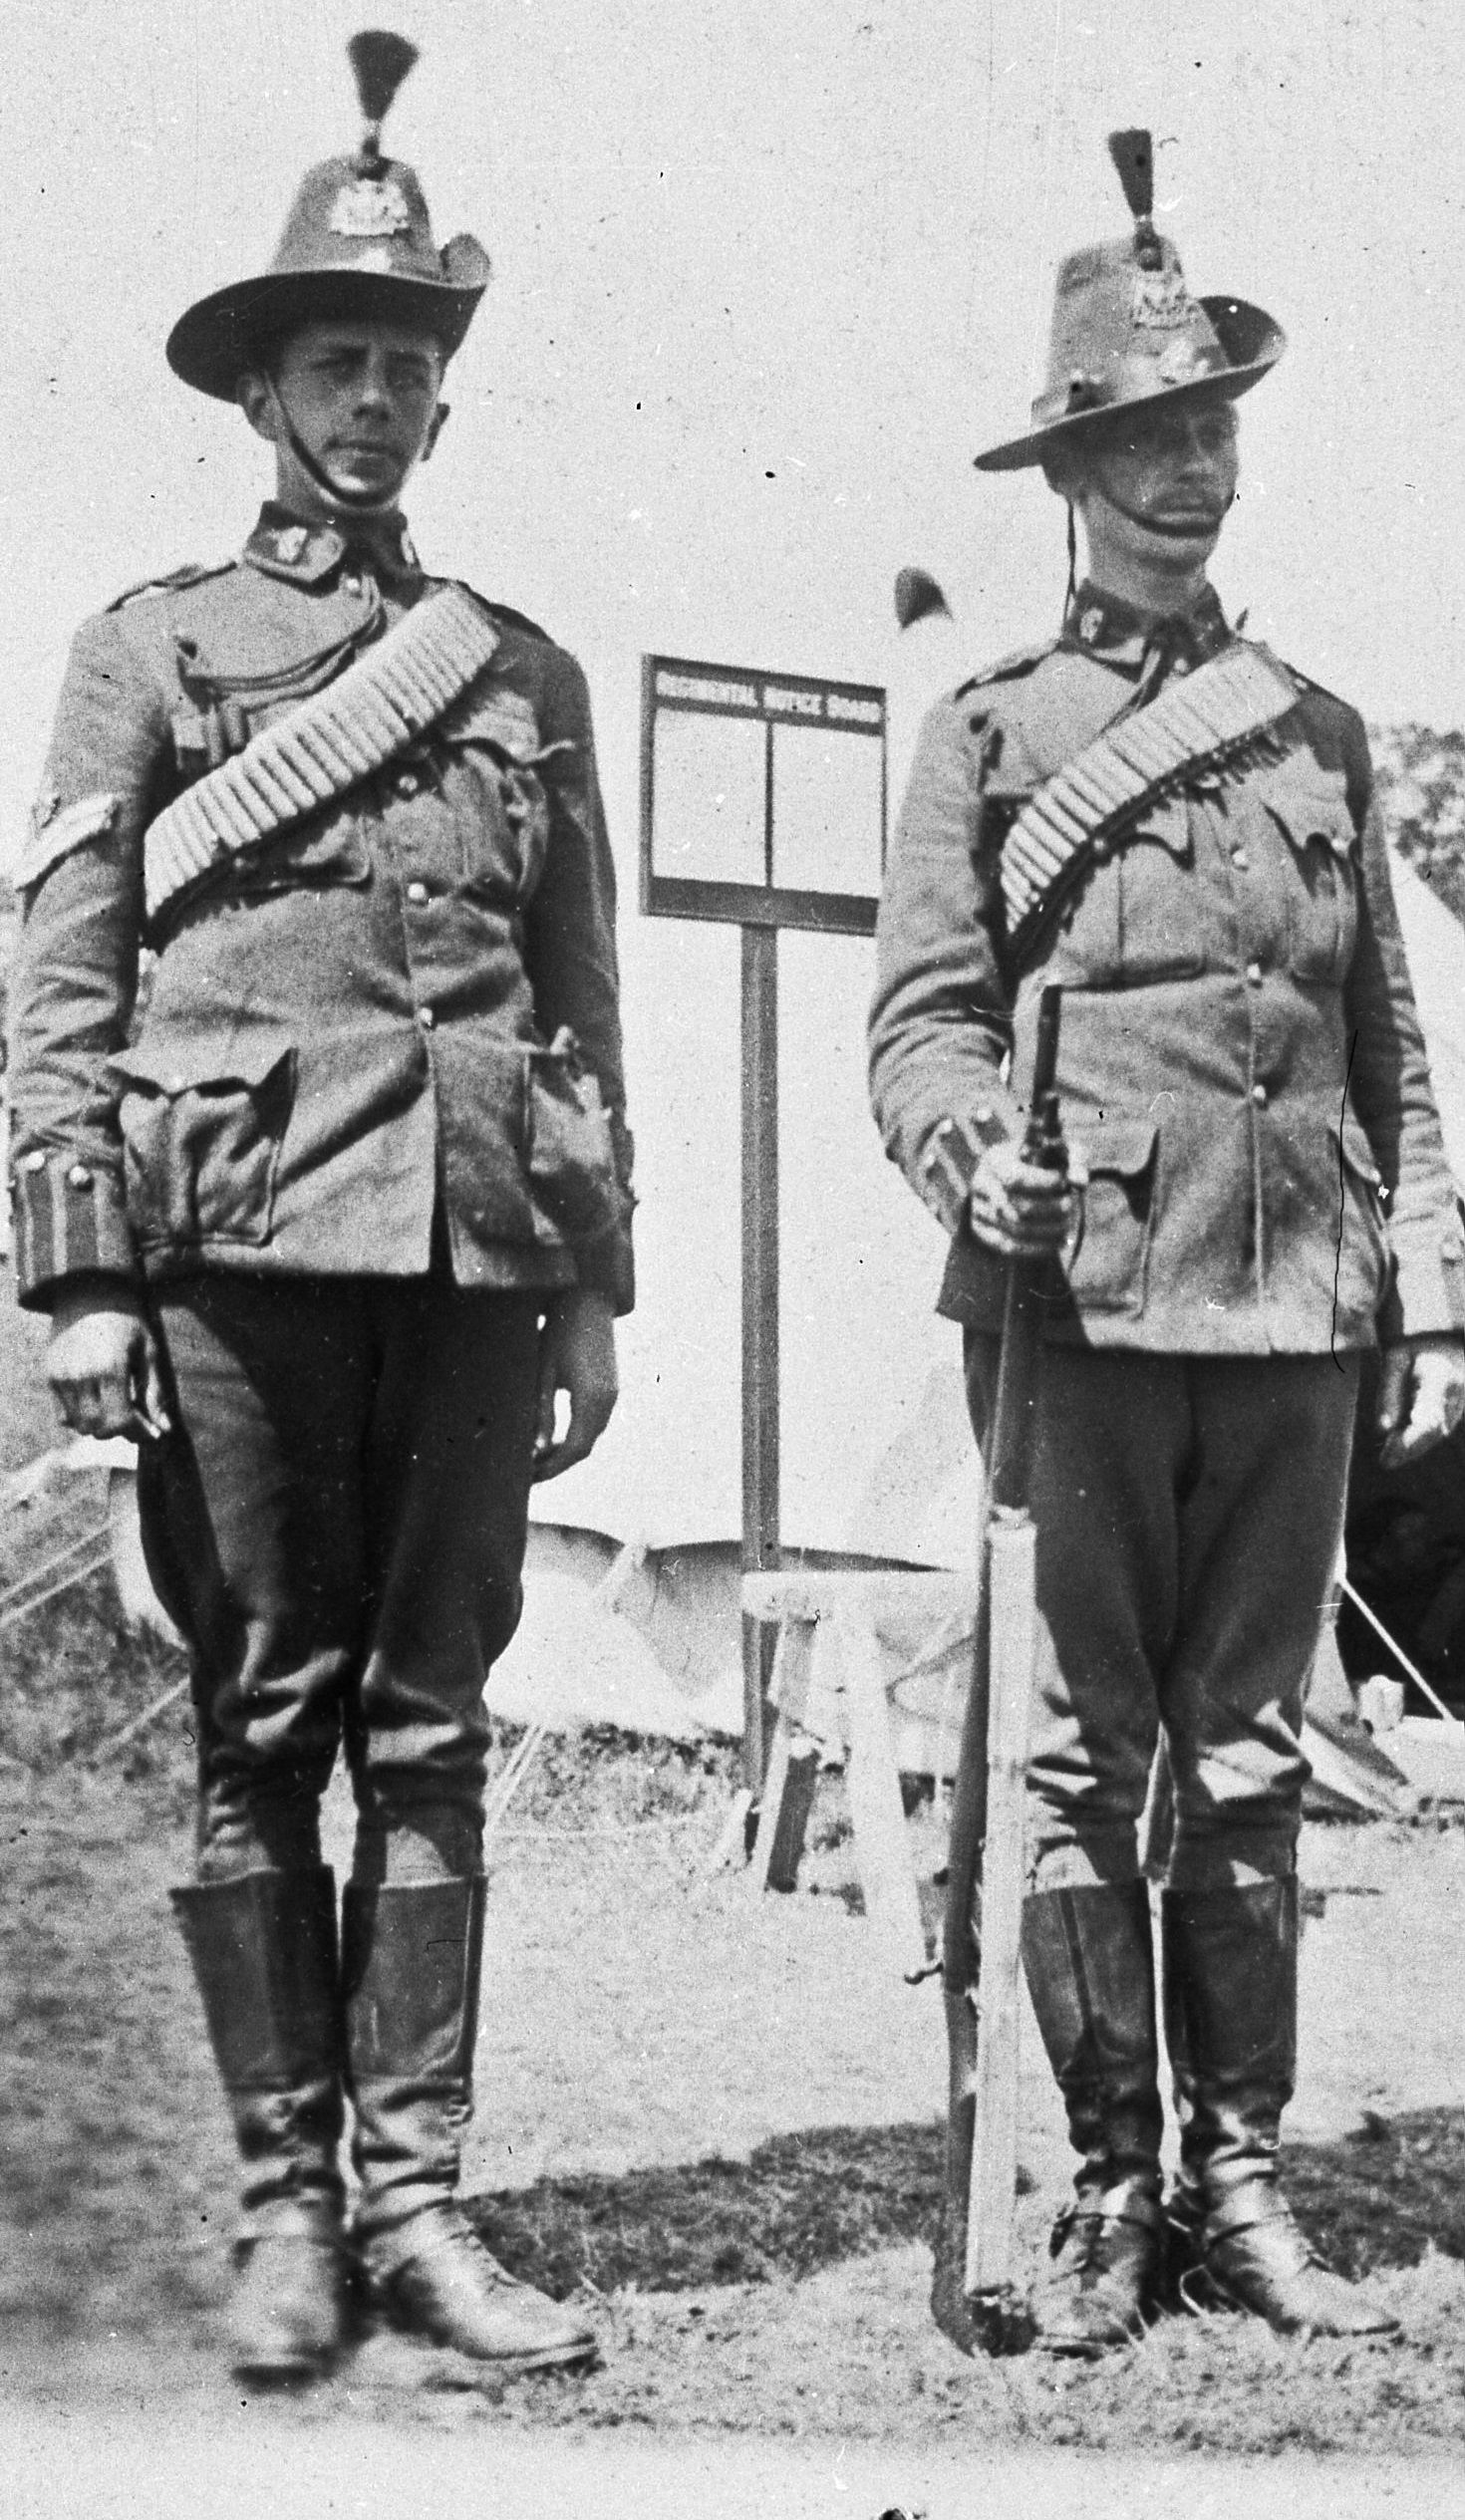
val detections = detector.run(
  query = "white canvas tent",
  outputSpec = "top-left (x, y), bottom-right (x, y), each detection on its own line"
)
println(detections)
top-left (492, 619), bottom-right (982, 1740)
top-left (495, 904), bottom-right (979, 1742)
top-left (1387, 852), bottom-right (1465, 1188)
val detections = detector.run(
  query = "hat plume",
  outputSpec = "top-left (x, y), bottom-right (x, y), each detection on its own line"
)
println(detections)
top-left (894, 567), bottom-right (951, 631)
top-left (1107, 128), bottom-right (1154, 223)
top-left (348, 30), bottom-right (420, 133)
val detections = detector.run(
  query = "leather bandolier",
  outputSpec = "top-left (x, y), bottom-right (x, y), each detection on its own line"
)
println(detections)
top-left (999, 641), bottom-right (1298, 968)
top-left (143, 584), bottom-right (501, 921)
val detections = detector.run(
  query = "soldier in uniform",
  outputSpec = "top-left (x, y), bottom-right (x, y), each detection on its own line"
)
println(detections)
top-left (8, 37), bottom-right (631, 2380)
top-left (869, 133), bottom-right (1465, 2354)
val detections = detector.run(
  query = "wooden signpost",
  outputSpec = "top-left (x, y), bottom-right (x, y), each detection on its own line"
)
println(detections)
top-left (639, 654), bottom-right (887, 1790)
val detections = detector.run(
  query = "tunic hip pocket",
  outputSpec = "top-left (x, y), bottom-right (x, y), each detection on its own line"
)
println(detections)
top-left (1062, 1117), bottom-right (1159, 1316)
top-left (526, 1030), bottom-right (624, 1244)
top-left (106, 1036), bottom-right (295, 1251)
top-left (1332, 1117), bottom-right (1391, 1320)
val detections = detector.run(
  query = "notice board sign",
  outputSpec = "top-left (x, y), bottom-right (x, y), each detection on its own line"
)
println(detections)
top-left (640, 654), bottom-right (887, 936)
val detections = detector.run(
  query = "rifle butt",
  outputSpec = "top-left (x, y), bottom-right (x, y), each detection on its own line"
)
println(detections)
top-left (965, 1510), bottom-right (1036, 2299)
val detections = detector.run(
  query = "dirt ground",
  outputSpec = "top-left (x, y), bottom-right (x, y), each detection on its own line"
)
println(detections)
top-left (5, 1552), bottom-right (1465, 2480)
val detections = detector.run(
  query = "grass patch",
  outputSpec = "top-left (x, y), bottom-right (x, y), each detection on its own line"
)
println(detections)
top-left (468, 2120), bottom-right (958, 2298)
top-left (1291, 2108), bottom-right (1465, 2276)
top-left (0, 1555), bottom-right (192, 1787)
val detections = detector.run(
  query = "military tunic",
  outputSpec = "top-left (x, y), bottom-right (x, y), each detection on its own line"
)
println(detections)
top-left (7, 505), bottom-right (635, 1871)
top-left (9, 503), bottom-right (634, 1314)
top-left (869, 583), bottom-right (1465, 1890)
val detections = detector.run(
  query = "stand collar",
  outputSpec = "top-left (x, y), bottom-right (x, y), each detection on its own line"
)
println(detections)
top-left (1061, 579), bottom-right (1232, 671)
top-left (243, 500), bottom-right (424, 588)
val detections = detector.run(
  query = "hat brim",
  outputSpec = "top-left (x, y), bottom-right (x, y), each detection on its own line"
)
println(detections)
top-left (973, 297), bottom-right (1285, 474)
top-left (166, 258), bottom-right (487, 402)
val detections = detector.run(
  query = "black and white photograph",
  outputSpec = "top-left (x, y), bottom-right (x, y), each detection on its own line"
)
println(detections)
top-left (5, 5), bottom-right (1465, 2514)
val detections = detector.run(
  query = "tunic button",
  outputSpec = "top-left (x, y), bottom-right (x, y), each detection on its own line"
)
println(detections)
top-left (418, 1005), bottom-right (436, 1031)
top-left (67, 1164), bottom-right (94, 1189)
top-left (1251, 1083), bottom-right (1269, 1108)
top-left (397, 770), bottom-right (420, 798)
top-left (1231, 846), bottom-right (1250, 870)
top-left (22, 1151), bottom-right (46, 1172)
top-left (1246, 961), bottom-right (1264, 986)
top-left (342, 573), bottom-right (363, 597)
top-left (406, 880), bottom-right (429, 905)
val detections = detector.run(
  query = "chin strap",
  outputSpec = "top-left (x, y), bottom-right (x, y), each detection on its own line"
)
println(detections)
top-left (1092, 478), bottom-right (1236, 536)
top-left (263, 375), bottom-right (399, 515)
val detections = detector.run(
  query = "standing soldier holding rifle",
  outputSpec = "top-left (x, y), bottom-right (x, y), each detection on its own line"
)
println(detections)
top-left (870, 132), bottom-right (1465, 2356)
top-left (7, 35), bottom-right (632, 2381)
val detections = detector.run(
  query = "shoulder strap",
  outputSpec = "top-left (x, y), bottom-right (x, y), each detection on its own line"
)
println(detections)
top-left (143, 586), bottom-right (499, 922)
top-left (1000, 643), bottom-right (1299, 967)
top-left (955, 636), bottom-right (1053, 700)
top-left (108, 558), bottom-right (234, 612)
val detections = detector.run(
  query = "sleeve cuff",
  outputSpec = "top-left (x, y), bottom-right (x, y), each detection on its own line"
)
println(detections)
top-left (914, 1097), bottom-right (1018, 1236)
top-left (1382, 1209), bottom-right (1465, 1343)
top-left (8, 1150), bottom-right (140, 1309)
top-left (572, 1222), bottom-right (635, 1315)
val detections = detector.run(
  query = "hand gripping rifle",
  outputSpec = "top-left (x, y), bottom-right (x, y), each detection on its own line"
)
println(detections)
top-left (931, 982), bottom-right (1066, 2355)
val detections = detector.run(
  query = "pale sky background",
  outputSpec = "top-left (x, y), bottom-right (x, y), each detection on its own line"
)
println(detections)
top-left (5, 0), bottom-right (1465, 1545)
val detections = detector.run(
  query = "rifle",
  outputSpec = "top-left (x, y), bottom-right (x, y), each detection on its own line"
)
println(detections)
top-left (930, 981), bottom-right (1066, 2355)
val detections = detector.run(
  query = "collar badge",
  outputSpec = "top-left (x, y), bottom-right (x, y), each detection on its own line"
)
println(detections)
top-left (330, 175), bottom-right (412, 239)
top-left (1079, 606), bottom-right (1105, 646)
top-left (274, 525), bottom-right (310, 563)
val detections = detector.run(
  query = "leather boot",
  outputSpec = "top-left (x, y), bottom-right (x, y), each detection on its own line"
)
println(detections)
top-left (171, 1868), bottom-right (345, 2380)
top-left (342, 1877), bottom-right (596, 2373)
top-left (1162, 1879), bottom-right (1397, 2338)
top-left (1022, 1882), bottom-right (1166, 2354)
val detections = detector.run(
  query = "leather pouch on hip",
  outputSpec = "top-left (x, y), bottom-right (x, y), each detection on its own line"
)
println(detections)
top-left (526, 1028), bottom-right (624, 1244)
top-left (105, 1036), bottom-right (295, 1252)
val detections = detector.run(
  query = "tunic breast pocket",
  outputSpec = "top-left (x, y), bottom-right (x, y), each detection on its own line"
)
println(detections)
top-left (1113, 793), bottom-right (1205, 980)
top-left (165, 694), bottom-right (372, 911)
top-left (1037, 794), bottom-right (1200, 984)
top-left (105, 1036), bottom-right (295, 1251)
top-left (437, 688), bottom-right (566, 904)
top-left (214, 814), bottom-right (370, 902)
top-left (1261, 763), bottom-right (1358, 985)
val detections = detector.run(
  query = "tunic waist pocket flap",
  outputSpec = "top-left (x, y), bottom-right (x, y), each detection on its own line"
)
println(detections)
top-left (1064, 1115), bottom-right (1159, 1317)
top-left (526, 1031), bottom-right (624, 1245)
top-left (104, 1035), bottom-right (295, 1252)
top-left (1260, 761), bottom-right (1356, 862)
